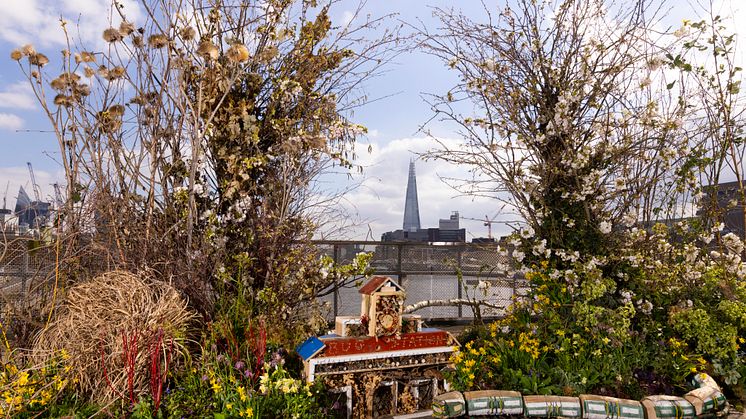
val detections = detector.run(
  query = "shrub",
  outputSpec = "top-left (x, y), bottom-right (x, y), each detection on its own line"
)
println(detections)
top-left (32, 270), bottom-right (196, 405)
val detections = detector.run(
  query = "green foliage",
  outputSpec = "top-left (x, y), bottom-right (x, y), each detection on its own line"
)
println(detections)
top-left (449, 238), bottom-right (746, 401)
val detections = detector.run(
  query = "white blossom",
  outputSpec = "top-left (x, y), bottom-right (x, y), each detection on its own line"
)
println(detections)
top-left (599, 221), bottom-right (612, 234)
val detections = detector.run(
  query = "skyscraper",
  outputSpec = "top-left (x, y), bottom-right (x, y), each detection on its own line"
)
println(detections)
top-left (402, 160), bottom-right (421, 232)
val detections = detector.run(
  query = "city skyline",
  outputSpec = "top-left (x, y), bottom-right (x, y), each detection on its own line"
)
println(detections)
top-left (0, 0), bottom-right (743, 240)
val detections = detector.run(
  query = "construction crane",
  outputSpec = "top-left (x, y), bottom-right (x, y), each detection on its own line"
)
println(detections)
top-left (461, 214), bottom-right (502, 239)
top-left (461, 214), bottom-right (521, 240)
top-left (26, 162), bottom-right (42, 202)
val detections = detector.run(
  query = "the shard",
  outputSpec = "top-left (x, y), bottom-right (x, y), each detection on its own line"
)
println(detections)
top-left (402, 160), bottom-right (421, 232)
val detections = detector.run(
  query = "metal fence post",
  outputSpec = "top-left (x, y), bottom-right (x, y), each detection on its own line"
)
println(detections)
top-left (397, 244), bottom-right (404, 286)
top-left (21, 244), bottom-right (29, 299)
top-left (457, 248), bottom-right (463, 318)
top-left (333, 244), bottom-right (339, 318)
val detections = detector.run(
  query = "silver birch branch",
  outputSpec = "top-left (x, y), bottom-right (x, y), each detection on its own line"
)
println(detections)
top-left (403, 299), bottom-right (505, 314)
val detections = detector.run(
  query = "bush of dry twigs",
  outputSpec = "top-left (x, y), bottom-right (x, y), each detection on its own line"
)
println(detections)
top-left (32, 270), bottom-right (196, 405)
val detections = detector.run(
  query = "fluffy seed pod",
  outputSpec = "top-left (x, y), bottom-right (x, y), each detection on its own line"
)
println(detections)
top-left (30, 71), bottom-right (39, 79)
top-left (148, 34), bottom-right (169, 49)
top-left (54, 94), bottom-right (71, 106)
top-left (21, 44), bottom-right (36, 56)
top-left (62, 72), bottom-right (80, 83)
top-left (81, 51), bottom-right (96, 63)
top-left (129, 95), bottom-right (145, 106)
top-left (10, 49), bottom-right (22, 61)
top-left (197, 40), bottom-right (219, 61)
top-left (50, 77), bottom-right (66, 91)
top-left (84, 67), bottom-right (95, 78)
top-left (102, 28), bottom-right (123, 43)
top-left (108, 104), bottom-right (125, 116)
top-left (119, 21), bottom-right (135, 36)
top-left (180, 26), bottom-right (196, 41)
top-left (106, 66), bottom-right (126, 81)
top-left (226, 44), bottom-right (250, 63)
top-left (29, 53), bottom-right (49, 66)
top-left (73, 84), bottom-right (91, 97)
top-left (97, 66), bottom-right (110, 79)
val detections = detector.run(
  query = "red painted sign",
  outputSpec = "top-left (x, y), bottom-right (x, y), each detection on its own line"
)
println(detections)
top-left (319, 330), bottom-right (450, 357)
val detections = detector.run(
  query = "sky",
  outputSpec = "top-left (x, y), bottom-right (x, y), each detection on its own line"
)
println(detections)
top-left (0, 0), bottom-right (744, 240)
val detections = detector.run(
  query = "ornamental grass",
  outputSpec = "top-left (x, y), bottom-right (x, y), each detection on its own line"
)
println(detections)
top-left (32, 270), bottom-right (196, 404)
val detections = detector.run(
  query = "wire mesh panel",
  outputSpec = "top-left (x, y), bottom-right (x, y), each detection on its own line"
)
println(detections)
top-left (0, 235), bottom-right (56, 298)
top-left (314, 240), bottom-right (525, 321)
top-left (401, 274), bottom-right (459, 318)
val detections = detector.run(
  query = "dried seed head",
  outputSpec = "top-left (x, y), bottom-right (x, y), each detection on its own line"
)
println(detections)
top-left (61, 49), bottom-right (70, 58)
top-left (119, 21), bottom-right (135, 36)
top-left (63, 72), bottom-right (81, 83)
top-left (108, 104), bottom-right (125, 116)
top-left (132, 35), bottom-right (143, 47)
top-left (10, 49), bottom-right (22, 61)
top-left (226, 44), bottom-right (250, 63)
top-left (180, 26), bottom-right (196, 41)
top-left (81, 51), bottom-right (96, 63)
top-left (29, 53), bottom-right (49, 66)
top-left (21, 44), bottom-right (36, 56)
top-left (84, 66), bottom-right (95, 78)
top-left (197, 40), bottom-right (219, 61)
top-left (106, 66), bottom-right (126, 81)
top-left (97, 66), bottom-right (110, 79)
top-left (148, 34), bottom-right (169, 49)
top-left (54, 94), bottom-right (71, 106)
top-left (74, 53), bottom-right (82, 64)
top-left (30, 70), bottom-right (39, 79)
top-left (73, 83), bottom-right (91, 97)
top-left (103, 28), bottom-right (123, 43)
top-left (50, 77), bottom-right (66, 91)
top-left (129, 95), bottom-right (145, 106)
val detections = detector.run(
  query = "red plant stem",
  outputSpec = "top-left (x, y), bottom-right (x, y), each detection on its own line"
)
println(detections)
top-left (148, 329), bottom-right (175, 416)
top-left (248, 320), bottom-right (267, 383)
top-left (122, 330), bottom-right (139, 407)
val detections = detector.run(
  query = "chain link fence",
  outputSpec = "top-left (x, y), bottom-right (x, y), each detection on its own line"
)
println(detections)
top-left (313, 241), bottom-right (527, 321)
top-left (0, 237), bottom-right (527, 328)
top-left (0, 233), bottom-right (57, 300)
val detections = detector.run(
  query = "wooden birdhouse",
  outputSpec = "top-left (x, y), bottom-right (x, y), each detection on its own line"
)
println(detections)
top-left (359, 276), bottom-right (405, 337)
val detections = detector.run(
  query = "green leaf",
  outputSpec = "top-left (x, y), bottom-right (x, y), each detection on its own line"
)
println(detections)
top-left (728, 80), bottom-right (741, 95)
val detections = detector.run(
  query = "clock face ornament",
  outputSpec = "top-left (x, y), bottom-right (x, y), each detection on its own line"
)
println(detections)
top-left (375, 295), bottom-right (401, 336)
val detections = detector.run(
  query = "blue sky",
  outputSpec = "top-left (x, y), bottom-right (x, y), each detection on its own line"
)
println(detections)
top-left (0, 0), bottom-right (743, 240)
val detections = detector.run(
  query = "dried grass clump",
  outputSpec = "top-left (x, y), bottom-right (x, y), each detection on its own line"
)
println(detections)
top-left (33, 270), bottom-right (196, 404)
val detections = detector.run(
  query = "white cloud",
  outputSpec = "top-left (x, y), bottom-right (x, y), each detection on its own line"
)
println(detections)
top-left (334, 136), bottom-right (519, 240)
top-left (0, 113), bottom-right (24, 130)
top-left (0, 0), bottom-right (143, 48)
top-left (0, 165), bottom-right (59, 211)
top-left (0, 81), bottom-right (36, 110)
top-left (341, 10), bottom-right (355, 26)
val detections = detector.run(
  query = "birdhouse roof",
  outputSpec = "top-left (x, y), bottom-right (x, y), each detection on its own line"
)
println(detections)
top-left (359, 276), bottom-right (404, 295)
